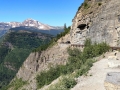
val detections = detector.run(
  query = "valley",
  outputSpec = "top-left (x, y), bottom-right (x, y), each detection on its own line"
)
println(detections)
top-left (0, 30), bottom-right (52, 90)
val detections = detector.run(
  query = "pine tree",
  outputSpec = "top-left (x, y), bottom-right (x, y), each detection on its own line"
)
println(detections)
top-left (64, 23), bottom-right (67, 30)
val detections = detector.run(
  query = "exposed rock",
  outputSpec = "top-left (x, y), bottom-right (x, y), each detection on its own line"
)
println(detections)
top-left (104, 72), bottom-right (120, 90)
top-left (15, 34), bottom-right (70, 90)
top-left (71, 0), bottom-right (120, 46)
top-left (57, 34), bottom-right (71, 43)
top-left (108, 57), bottom-right (120, 68)
top-left (107, 51), bottom-right (120, 68)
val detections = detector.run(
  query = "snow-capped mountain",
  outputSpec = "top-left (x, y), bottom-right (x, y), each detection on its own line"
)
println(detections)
top-left (22, 18), bottom-right (54, 30)
top-left (0, 18), bottom-right (64, 36)
top-left (8, 22), bottom-right (21, 28)
top-left (0, 18), bottom-right (63, 30)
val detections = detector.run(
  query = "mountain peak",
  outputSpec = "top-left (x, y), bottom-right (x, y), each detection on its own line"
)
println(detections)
top-left (22, 19), bottom-right (49, 29)
top-left (25, 18), bottom-right (37, 21)
top-left (0, 19), bottom-right (64, 33)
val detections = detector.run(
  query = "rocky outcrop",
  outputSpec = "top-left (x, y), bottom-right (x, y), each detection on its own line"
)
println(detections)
top-left (71, 0), bottom-right (120, 46)
top-left (15, 34), bottom-right (70, 90)
top-left (107, 51), bottom-right (120, 68)
top-left (104, 72), bottom-right (120, 90)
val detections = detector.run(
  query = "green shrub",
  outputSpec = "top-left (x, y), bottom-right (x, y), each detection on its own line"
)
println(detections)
top-left (36, 39), bottom-right (110, 89)
top-left (83, 39), bottom-right (110, 59)
top-left (84, 39), bottom-right (92, 47)
top-left (62, 77), bottom-right (77, 89)
top-left (36, 66), bottom-right (61, 88)
top-left (5, 78), bottom-right (27, 90)
top-left (75, 59), bottom-right (94, 77)
top-left (67, 48), bottom-right (81, 57)
top-left (83, 2), bottom-right (90, 9)
top-left (48, 76), bottom-right (76, 90)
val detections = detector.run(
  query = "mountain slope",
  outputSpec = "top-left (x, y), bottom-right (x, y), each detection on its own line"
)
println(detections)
top-left (6, 0), bottom-right (120, 90)
top-left (0, 30), bottom-right (52, 90)
top-left (5, 27), bottom-right (70, 90)
top-left (0, 19), bottom-right (64, 36)
top-left (10, 26), bottom-right (64, 36)
top-left (22, 19), bottom-right (62, 30)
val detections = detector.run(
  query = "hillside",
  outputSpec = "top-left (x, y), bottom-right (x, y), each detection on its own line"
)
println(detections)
top-left (0, 30), bottom-right (52, 90)
top-left (5, 27), bottom-right (70, 90)
top-left (6, 0), bottom-right (120, 90)
top-left (10, 26), bottom-right (64, 36)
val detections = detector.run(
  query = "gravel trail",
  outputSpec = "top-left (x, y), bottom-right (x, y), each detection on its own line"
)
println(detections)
top-left (71, 53), bottom-right (120, 90)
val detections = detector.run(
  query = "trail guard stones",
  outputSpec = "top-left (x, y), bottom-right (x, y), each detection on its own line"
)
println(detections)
top-left (108, 51), bottom-right (120, 68)
top-left (104, 72), bottom-right (120, 90)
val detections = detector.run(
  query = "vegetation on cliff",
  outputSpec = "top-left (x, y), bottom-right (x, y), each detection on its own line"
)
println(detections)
top-left (77, 0), bottom-right (103, 16)
top-left (6, 77), bottom-right (27, 90)
top-left (0, 31), bottom-right (52, 90)
top-left (33, 26), bottom-right (70, 52)
top-left (36, 39), bottom-right (110, 89)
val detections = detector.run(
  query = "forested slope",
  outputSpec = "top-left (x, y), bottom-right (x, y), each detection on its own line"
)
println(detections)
top-left (0, 31), bottom-right (52, 90)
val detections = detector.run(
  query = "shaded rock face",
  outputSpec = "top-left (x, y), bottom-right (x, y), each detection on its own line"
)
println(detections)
top-left (71, 0), bottom-right (120, 46)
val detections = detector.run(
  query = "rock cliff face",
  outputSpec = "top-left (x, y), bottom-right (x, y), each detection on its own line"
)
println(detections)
top-left (14, 34), bottom-right (70, 90)
top-left (71, 0), bottom-right (120, 46)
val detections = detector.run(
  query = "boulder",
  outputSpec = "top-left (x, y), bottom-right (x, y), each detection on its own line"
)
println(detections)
top-left (104, 72), bottom-right (120, 90)
top-left (108, 55), bottom-right (120, 68)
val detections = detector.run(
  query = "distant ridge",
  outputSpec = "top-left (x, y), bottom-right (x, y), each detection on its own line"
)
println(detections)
top-left (0, 18), bottom-right (64, 36)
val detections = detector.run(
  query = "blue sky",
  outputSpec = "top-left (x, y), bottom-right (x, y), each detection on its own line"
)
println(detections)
top-left (0, 0), bottom-right (84, 26)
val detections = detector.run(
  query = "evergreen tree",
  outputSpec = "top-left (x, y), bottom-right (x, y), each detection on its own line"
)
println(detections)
top-left (64, 23), bottom-right (67, 30)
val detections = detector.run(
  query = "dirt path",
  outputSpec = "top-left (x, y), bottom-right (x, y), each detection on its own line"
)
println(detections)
top-left (71, 53), bottom-right (120, 90)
